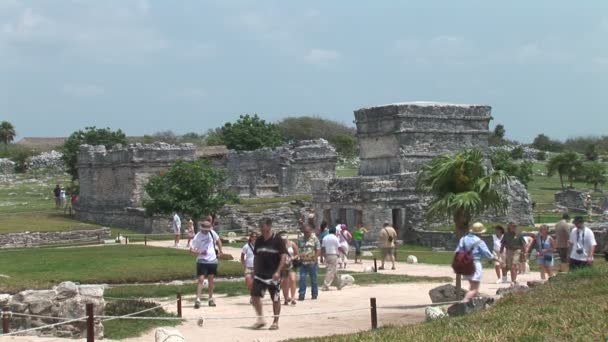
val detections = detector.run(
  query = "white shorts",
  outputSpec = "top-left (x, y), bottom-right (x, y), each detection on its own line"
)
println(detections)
top-left (463, 261), bottom-right (482, 282)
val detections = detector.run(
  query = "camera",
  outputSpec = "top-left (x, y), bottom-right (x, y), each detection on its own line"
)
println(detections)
top-left (576, 248), bottom-right (584, 254)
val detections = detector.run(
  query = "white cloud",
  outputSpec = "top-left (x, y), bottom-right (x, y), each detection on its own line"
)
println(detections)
top-left (61, 84), bottom-right (105, 97)
top-left (303, 48), bottom-right (340, 65)
top-left (393, 35), bottom-right (476, 66)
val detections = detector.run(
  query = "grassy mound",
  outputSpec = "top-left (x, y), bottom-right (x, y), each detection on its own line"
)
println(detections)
top-left (289, 261), bottom-right (608, 341)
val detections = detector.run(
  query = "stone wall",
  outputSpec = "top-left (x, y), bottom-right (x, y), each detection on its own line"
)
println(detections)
top-left (0, 282), bottom-right (104, 338)
top-left (219, 204), bottom-right (312, 234)
top-left (0, 228), bottom-right (111, 248)
top-left (0, 158), bottom-right (15, 174)
top-left (555, 189), bottom-right (588, 213)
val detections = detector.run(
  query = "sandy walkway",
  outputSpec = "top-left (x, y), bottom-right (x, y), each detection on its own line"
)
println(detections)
top-left (4, 241), bottom-right (542, 342)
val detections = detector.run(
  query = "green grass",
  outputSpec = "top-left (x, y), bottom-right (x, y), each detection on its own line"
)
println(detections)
top-left (105, 273), bottom-right (450, 300)
top-left (103, 300), bottom-right (181, 340)
top-left (0, 212), bottom-right (102, 234)
top-left (289, 260), bottom-right (608, 342)
top-left (0, 174), bottom-right (71, 214)
top-left (336, 168), bottom-right (357, 177)
top-left (0, 245), bottom-right (243, 293)
top-left (362, 245), bottom-right (454, 265)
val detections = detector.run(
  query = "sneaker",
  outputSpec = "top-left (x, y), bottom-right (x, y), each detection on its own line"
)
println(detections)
top-left (337, 282), bottom-right (343, 291)
top-left (208, 298), bottom-right (216, 307)
top-left (297, 296), bottom-right (305, 301)
top-left (311, 296), bottom-right (317, 300)
top-left (194, 299), bottom-right (201, 309)
top-left (321, 286), bottom-right (329, 291)
top-left (495, 279), bottom-right (503, 284)
top-left (501, 276), bottom-right (509, 284)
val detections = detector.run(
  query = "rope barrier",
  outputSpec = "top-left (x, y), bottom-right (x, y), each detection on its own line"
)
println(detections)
top-left (100, 298), bottom-right (179, 323)
top-left (0, 317), bottom-right (86, 337)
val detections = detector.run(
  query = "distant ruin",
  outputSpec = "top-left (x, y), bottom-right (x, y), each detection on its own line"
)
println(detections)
top-left (75, 140), bottom-right (336, 232)
top-left (311, 102), bottom-right (534, 245)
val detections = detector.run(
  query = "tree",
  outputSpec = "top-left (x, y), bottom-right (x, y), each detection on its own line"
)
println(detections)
top-left (277, 116), bottom-right (357, 158)
top-left (532, 134), bottom-right (563, 152)
top-left (490, 150), bottom-right (533, 187)
top-left (584, 143), bottom-right (599, 161)
top-left (510, 146), bottom-right (524, 160)
top-left (221, 114), bottom-right (283, 151)
top-left (536, 151), bottom-right (547, 161)
top-left (332, 133), bottom-right (357, 159)
top-left (62, 127), bottom-right (127, 179)
top-left (583, 161), bottom-right (607, 192)
top-left (143, 160), bottom-right (236, 224)
top-left (493, 124), bottom-right (506, 139)
top-left (417, 149), bottom-right (509, 290)
top-left (203, 128), bottom-right (225, 146)
top-left (0, 121), bottom-right (16, 147)
top-left (547, 151), bottom-right (584, 190)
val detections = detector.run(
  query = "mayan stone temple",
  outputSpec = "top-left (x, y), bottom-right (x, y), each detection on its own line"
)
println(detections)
top-left (311, 102), bottom-right (534, 245)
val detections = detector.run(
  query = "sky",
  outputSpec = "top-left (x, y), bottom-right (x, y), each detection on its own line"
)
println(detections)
top-left (1, 0), bottom-right (607, 143)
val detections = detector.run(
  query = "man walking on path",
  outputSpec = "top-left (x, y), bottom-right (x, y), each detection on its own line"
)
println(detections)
top-left (298, 224), bottom-right (321, 300)
top-left (555, 213), bottom-right (573, 272)
top-left (190, 221), bottom-right (223, 308)
top-left (172, 213), bottom-right (182, 247)
top-left (501, 222), bottom-right (525, 286)
top-left (321, 227), bottom-right (344, 291)
top-left (568, 216), bottom-right (597, 271)
top-left (251, 218), bottom-right (287, 330)
top-left (378, 222), bottom-right (397, 270)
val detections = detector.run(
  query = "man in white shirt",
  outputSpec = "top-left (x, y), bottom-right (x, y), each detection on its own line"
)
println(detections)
top-left (190, 221), bottom-right (223, 308)
top-left (172, 213), bottom-right (182, 247)
top-left (568, 216), bottom-right (597, 271)
top-left (321, 227), bottom-right (345, 291)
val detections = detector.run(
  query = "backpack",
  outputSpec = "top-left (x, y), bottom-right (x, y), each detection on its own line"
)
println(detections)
top-left (452, 238), bottom-right (482, 276)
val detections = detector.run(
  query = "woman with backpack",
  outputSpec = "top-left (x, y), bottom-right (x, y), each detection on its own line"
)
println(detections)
top-left (454, 222), bottom-right (495, 304)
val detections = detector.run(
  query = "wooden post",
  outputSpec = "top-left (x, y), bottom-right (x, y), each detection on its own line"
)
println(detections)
top-left (2, 307), bottom-right (9, 334)
top-left (144, 235), bottom-right (147, 246)
top-left (177, 293), bottom-right (182, 318)
top-left (86, 303), bottom-right (94, 342)
top-left (370, 298), bottom-right (378, 329)
top-left (125, 236), bottom-right (129, 245)
top-left (373, 258), bottom-right (378, 272)
top-left (97, 234), bottom-right (101, 244)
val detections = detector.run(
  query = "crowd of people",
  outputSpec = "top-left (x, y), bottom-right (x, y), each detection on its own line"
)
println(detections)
top-left (52, 184), bottom-right (77, 215)
top-left (456, 214), bottom-right (598, 304)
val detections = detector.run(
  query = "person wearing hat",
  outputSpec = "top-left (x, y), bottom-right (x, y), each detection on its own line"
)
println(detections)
top-left (456, 222), bottom-right (495, 304)
top-left (190, 220), bottom-right (223, 308)
top-left (568, 216), bottom-right (597, 271)
top-left (378, 221), bottom-right (397, 270)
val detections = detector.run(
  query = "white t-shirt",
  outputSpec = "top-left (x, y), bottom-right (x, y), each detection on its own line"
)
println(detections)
top-left (241, 243), bottom-right (255, 268)
top-left (322, 234), bottom-right (341, 255)
top-left (335, 225), bottom-right (342, 236)
top-left (172, 214), bottom-right (181, 233)
top-left (191, 230), bottom-right (219, 264)
top-left (569, 227), bottom-right (597, 261)
top-left (492, 234), bottom-right (503, 253)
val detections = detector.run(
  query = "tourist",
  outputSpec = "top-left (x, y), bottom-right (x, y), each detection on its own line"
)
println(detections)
top-left (297, 223), bottom-right (321, 301)
top-left (352, 223), bottom-right (368, 264)
top-left (456, 222), bottom-right (495, 304)
top-left (186, 219), bottom-right (195, 248)
top-left (53, 184), bottom-right (61, 209)
top-left (321, 227), bottom-right (344, 291)
top-left (59, 187), bottom-right (66, 209)
top-left (500, 222), bottom-right (525, 286)
top-left (172, 212), bottom-right (181, 247)
top-left (251, 217), bottom-right (288, 330)
top-left (279, 231), bottom-right (299, 306)
top-left (527, 224), bottom-right (555, 280)
top-left (190, 221), bottom-right (223, 308)
top-left (378, 221), bottom-right (397, 270)
top-left (520, 235), bottom-right (533, 274)
top-left (585, 195), bottom-right (593, 221)
top-left (492, 225), bottom-right (508, 284)
top-left (554, 213), bottom-right (573, 272)
top-left (568, 216), bottom-right (597, 271)
top-left (318, 221), bottom-right (329, 264)
top-left (338, 224), bottom-right (352, 269)
top-left (241, 231), bottom-right (258, 304)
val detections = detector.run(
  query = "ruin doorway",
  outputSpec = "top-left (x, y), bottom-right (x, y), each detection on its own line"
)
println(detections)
top-left (392, 208), bottom-right (404, 238)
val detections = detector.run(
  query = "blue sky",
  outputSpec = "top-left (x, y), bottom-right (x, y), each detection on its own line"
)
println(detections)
top-left (1, 0), bottom-right (607, 142)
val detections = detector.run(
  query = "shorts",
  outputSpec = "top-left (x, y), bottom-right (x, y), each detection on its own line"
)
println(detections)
top-left (493, 251), bottom-right (506, 267)
top-left (244, 267), bottom-right (254, 276)
top-left (569, 258), bottom-right (591, 271)
top-left (557, 247), bottom-right (569, 262)
top-left (196, 263), bottom-right (218, 277)
top-left (251, 277), bottom-right (281, 302)
top-left (354, 240), bottom-right (363, 255)
top-left (463, 261), bottom-right (482, 282)
top-left (537, 254), bottom-right (554, 267)
top-left (381, 247), bottom-right (395, 258)
top-left (505, 249), bottom-right (521, 269)
top-left (173, 229), bottom-right (181, 235)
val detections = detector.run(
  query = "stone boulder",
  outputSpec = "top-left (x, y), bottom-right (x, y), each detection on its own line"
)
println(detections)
top-left (0, 158), bottom-right (15, 174)
top-left (219, 253), bottom-right (234, 261)
top-left (428, 284), bottom-right (466, 304)
top-left (447, 297), bottom-right (493, 317)
top-left (406, 255), bottom-right (418, 264)
top-left (339, 274), bottom-right (355, 288)
top-left (155, 328), bottom-right (186, 342)
top-left (363, 266), bottom-right (375, 273)
top-left (55, 281), bottom-right (79, 300)
top-left (425, 306), bottom-right (446, 321)
top-left (496, 285), bottom-right (529, 297)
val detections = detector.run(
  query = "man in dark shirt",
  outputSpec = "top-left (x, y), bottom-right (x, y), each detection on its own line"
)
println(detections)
top-left (251, 217), bottom-right (287, 330)
top-left (53, 184), bottom-right (61, 209)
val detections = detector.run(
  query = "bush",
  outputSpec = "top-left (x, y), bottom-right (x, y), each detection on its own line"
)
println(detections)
top-left (510, 146), bottom-right (524, 159)
top-left (536, 150), bottom-right (547, 161)
top-left (221, 114), bottom-right (283, 151)
top-left (62, 127), bottom-right (127, 179)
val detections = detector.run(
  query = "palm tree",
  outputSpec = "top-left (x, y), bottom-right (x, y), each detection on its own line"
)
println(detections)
top-left (0, 121), bottom-right (16, 147)
top-left (547, 151), bottom-right (583, 190)
top-left (416, 149), bottom-right (510, 289)
top-left (584, 161), bottom-right (607, 192)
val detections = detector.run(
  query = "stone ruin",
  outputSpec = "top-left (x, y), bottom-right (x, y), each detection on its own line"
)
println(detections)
top-left (75, 140), bottom-right (336, 232)
top-left (311, 102), bottom-right (534, 245)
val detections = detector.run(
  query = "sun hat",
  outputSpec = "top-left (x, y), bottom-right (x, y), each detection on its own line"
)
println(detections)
top-left (470, 222), bottom-right (486, 234)
top-left (200, 221), bottom-right (213, 231)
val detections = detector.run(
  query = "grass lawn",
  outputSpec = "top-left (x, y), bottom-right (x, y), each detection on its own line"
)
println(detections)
top-left (105, 273), bottom-right (451, 300)
top-left (336, 168), bottom-right (357, 177)
top-left (362, 244), bottom-right (454, 266)
top-left (289, 260), bottom-right (608, 342)
top-left (0, 174), bottom-right (71, 214)
top-left (103, 300), bottom-right (181, 340)
top-left (0, 245), bottom-right (243, 293)
top-left (0, 212), bottom-right (102, 234)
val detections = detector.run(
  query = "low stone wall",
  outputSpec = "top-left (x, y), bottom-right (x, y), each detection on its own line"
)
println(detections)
top-left (0, 228), bottom-right (111, 248)
top-left (219, 204), bottom-right (311, 234)
top-left (0, 282), bottom-right (104, 338)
